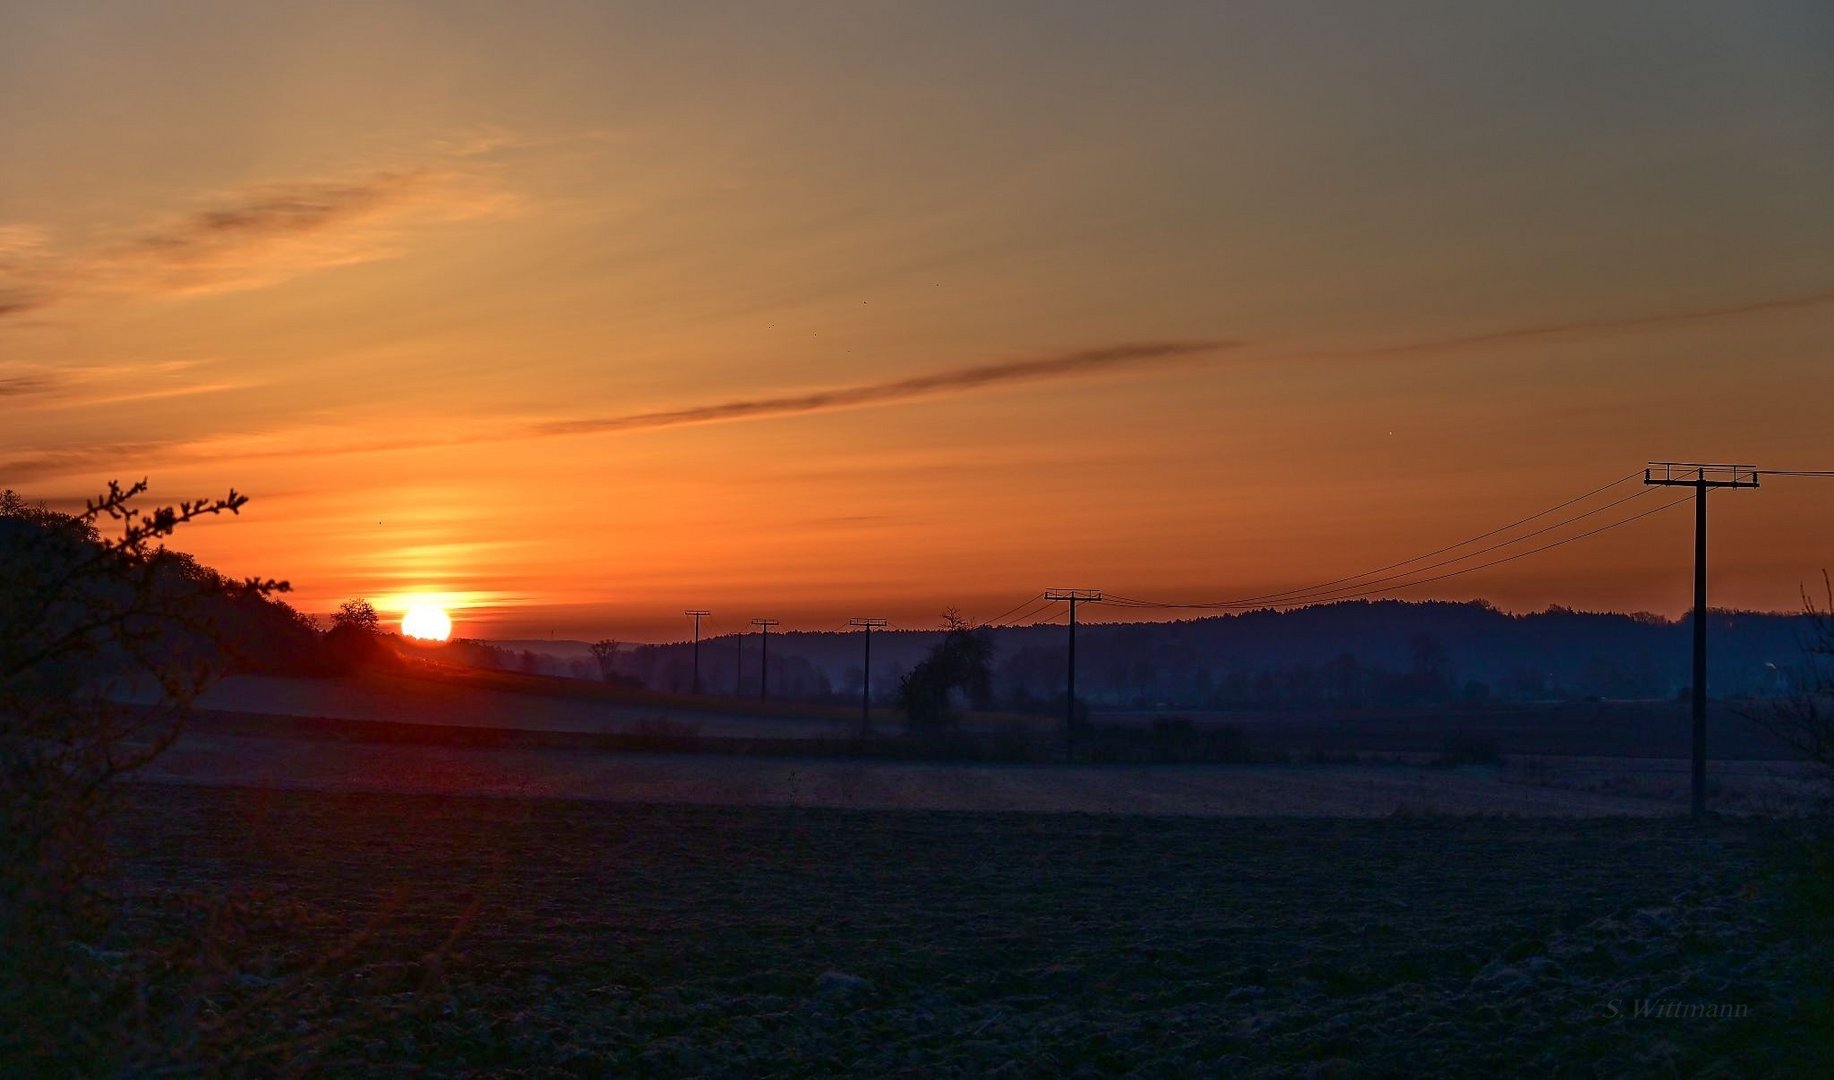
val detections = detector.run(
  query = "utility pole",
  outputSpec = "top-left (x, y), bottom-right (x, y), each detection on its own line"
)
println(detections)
top-left (849, 618), bottom-right (887, 736)
top-left (1044, 589), bottom-right (1101, 758)
top-left (1644, 462), bottom-right (1758, 817)
top-left (751, 618), bottom-right (779, 702)
top-left (684, 609), bottom-right (710, 694)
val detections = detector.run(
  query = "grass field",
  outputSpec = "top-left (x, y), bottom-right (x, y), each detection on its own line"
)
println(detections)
top-left (101, 783), bottom-right (1833, 1076)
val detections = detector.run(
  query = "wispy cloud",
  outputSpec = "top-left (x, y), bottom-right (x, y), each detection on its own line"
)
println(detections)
top-left (0, 441), bottom-right (178, 483)
top-left (537, 341), bottom-right (1232, 437)
top-left (0, 359), bottom-right (252, 412)
top-left (0, 167), bottom-right (515, 320)
top-left (0, 374), bottom-right (58, 397)
top-left (1350, 289), bottom-right (1834, 358)
top-left (0, 341), bottom-right (1233, 482)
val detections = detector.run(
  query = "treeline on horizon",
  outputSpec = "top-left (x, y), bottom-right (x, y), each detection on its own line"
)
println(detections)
top-left (7, 488), bottom-right (1819, 712)
top-left (2, 491), bottom-right (388, 682)
top-left (485, 600), bottom-right (1821, 712)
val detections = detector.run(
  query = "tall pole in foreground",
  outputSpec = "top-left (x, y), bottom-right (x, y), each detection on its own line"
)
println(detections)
top-left (1044, 590), bottom-right (1102, 758)
top-left (685, 609), bottom-right (710, 694)
top-left (849, 618), bottom-right (887, 736)
top-left (1644, 463), bottom-right (1758, 817)
top-left (751, 618), bottom-right (779, 702)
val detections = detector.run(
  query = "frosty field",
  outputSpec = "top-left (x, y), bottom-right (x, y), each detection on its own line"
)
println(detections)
top-left (105, 783), bottom-right (1830, 1076)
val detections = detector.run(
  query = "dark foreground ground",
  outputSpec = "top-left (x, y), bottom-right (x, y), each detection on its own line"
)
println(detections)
top-left (100, 784), bottom-right (1833, 1077)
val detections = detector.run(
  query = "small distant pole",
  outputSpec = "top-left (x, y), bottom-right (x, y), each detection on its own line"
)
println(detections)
top-left (1044, 589), bottom-right (1102, 759)
top-left (751, 618), bottom-right (779, 701)
top-left (684, 609), bottom-right (710, 694)
top-left (849, 618), bottom-right (888, 736)
top-left (1643, 462), bottom-right (1758, 817)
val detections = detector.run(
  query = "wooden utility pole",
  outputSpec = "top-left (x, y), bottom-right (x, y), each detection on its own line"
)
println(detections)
top-left (1643, 462), bottom-right (1758, 816)
top-left (849, 618), bottom-right (887, 736)
top-left (751, 619), bottom-right (779, 702)
top-left (1044, 589), bottom-right (1101, 758)
top-left (684, 609), bottom-right (710, 694)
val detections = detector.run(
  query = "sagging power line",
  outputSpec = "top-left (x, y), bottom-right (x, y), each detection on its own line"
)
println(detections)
top-left (1103, 473), bottom-right (1694, 613)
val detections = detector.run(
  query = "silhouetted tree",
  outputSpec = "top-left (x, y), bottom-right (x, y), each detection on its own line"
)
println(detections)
top-left (323, 597), bottom-right (387, 671)
top-left (2, 480), bottom-right (284, 1065)
top-left (332, 598), bottom-right (379, 634)
top-left (900, 612), bottom-right (995, 733)
top-left (1748, 574), bottom-right (1834, 795)
top-left (590, 638), bottom-right (621, 682)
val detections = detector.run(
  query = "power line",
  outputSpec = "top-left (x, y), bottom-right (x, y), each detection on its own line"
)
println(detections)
top-left (986, 596), bottom-right (1058, 627)
top-left (1107, 475), bottom-right (1659, 611)
top-left (1105, 489), bottom-right (1692, 611)
top-left (978, 595), bottom-right (1052, 627)
top-left (1234, 485), bottom-right (1662, 607)
top-left (1308, 492), bottom-right (1694, 599)
top-left (1218, 468), bottom-right (1645, 607)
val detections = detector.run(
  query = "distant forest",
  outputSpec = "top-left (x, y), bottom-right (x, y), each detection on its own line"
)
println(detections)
top-left (485, 600), bottom-right (1820, 712)
top-left (7, 486), bottom-right (1814, 714)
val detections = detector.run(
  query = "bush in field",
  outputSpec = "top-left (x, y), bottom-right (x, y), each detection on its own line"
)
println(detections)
top-left (331, 597), bottom-right (379, 634)
top-left (1748, 575), bottom-right (1834, 797)
top-left (899, 611), bottom-right (994, 734)
top-left (1, 481), bottom-right (286, 1068)
top-left (323, 596), bottom-right (399, 672)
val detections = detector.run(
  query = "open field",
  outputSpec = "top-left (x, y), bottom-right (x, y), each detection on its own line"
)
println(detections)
top-left (135, 706), bottom-right (1827, 818)
top-left (101, 783), bottom-right (1833, 1076)
top-left (166, 669), bottom-right (1802, 762)
top-left (139, 729), bottom-right (1669, 817)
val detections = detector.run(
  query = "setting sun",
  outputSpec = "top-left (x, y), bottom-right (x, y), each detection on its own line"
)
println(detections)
top-left (401, 604), bottom-right (452, 642)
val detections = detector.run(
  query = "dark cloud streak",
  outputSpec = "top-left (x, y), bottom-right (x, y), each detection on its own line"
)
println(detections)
top-left (0, 341), bottom-right (1232, 481)
top-left (0, 168), bottom-right (500, 320)
top-left (537, 341), bottom-right (1232, 437)
top-left (0, 374), bottom-right (58, 397)
top-left (1354, 289), bottom-right (1834, 358)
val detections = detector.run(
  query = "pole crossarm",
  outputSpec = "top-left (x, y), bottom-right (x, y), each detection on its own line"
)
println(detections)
top-left (1044, 589), bottom-right (1104, 602)
top-left (1644, 462), bottom-right (1760, 488)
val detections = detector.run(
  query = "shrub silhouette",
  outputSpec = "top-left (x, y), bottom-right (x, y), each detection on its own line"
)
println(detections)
top-left (899, 612), bottom-right (994, 734)
top-left (1, 481), bottom-right (285, 1067)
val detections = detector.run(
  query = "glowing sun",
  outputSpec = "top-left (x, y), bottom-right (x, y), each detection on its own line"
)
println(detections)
top-left (401, 604), bottom-right (453, 642)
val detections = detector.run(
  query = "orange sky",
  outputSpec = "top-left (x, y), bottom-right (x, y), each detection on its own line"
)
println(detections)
top-left (4, 3), bottom-right (1834, 640)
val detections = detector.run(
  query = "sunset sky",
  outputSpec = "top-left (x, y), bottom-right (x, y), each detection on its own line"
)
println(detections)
top-left (5, 2), bottom-right (1833, 640)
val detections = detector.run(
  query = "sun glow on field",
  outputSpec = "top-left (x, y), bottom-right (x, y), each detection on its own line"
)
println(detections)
top-left (401, 604), bottom-right (453, 641)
